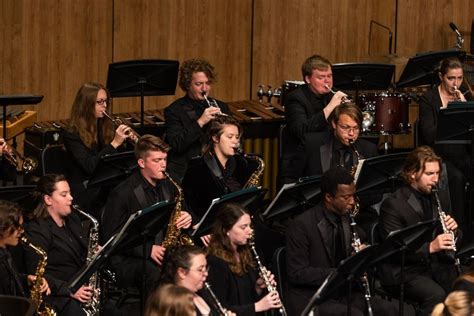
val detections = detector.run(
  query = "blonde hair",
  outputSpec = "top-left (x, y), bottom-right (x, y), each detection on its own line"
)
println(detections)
top-left (145, 284), bottom-right (195, 316)
top-left (431, 291), bottom-right (472, 316)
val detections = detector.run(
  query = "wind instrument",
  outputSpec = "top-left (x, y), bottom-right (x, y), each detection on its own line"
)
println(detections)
top-left (73, 205), bottom-right (101, 316)
top-left (204, 282), bottom-right (230, 316)
top-left (102, 111), bottom-right (141, 144)
top-left (21, 236), bottom-right (57, 316)
top-left (248, 232), bottom-right (287, 316)
top-left (0, 139), bottom-right (38, 173)
top-left (201, 92), bottom-right (229, 116)
top-left (235, 147), bottom-right (265, 189)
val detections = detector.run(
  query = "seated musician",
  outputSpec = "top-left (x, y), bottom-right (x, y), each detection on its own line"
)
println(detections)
top-left (164, 59), bottom-right (231, 181)
top-left (206, 203), bottom-right (283, 315)
top-left (181, 115), bottom-right (258, 218)
top-left (0, 200), bottom-right (49, 297)
top-left (418, 57), bottom-right (473, 234)
top-left (23, 174), bottom-right (92, 316)
top-left (0, 137), bottom-right (17, 182)
top-left (101, 134), bottom-right (193, 295)
top-left (62, 82), bottom-right (135, 217)
top-left (286, 167), bottom-right (402, 316)
top-left (280, 54), bottom-right (347, 185)
top-left (145, 284), bottom-right (197, 316)
top-left (378, 146), bottom-right (461, 316)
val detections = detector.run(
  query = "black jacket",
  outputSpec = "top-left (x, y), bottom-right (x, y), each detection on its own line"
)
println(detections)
top-left (0, 248), bottom-right (27, 297)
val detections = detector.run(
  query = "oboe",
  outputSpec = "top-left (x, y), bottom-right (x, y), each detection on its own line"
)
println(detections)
top-left (432, 187), bottom-right (462, 275)
top-left (349, 203), bottom-right (374, 316)
top-left (204, 282), bottom-right (230, 316)
top-left (248, 234), bottom-right (287, 316)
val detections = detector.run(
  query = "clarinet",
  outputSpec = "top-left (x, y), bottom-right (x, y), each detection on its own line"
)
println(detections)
top-left (432, 187), bottom-right (462, 275)
top-left (349, 202), bottom-right (374, 316)
top-left (248, 235), bottom-right (287, 316)
top-left (204, 282), bottom-right (230, 316)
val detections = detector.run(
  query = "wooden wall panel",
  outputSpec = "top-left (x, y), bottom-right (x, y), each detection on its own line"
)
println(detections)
top-left (0, 0), bottom-right (113, 122)
top-left (111, 0), bottom-right (253, 113)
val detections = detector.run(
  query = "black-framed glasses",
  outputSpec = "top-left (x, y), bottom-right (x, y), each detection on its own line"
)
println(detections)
top-left (96, 99), bottom-right (110, 105)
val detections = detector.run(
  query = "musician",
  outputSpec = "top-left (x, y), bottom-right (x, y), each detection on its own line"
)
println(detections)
top-left (0, 200), bottom-right (49, 297)
top-left (0, 137), bottom-right (17, 182)
top-left (431, 291), bottom-right (472, 316)
top-left (418, 57), bottom-right (473, 234)
top-left (206, 203), bottom-right (282, 315)
top-left (160, 245), bottom-right (237, 316)
top-left (101, 134), bottom-right (193, 294)
top-left (286, 167), bottom-right (401, 316)
top-left (280, 54), bottom-right (347, 185)
top-left (379, 146), bottom-right (461, 316)
top-left (181, 115), bottom-right (257, 218)
top-left (62, 82), bottom-right (134, 217)
top-left (145, 283), bottom-right (197, 316)
top-left (164, 59), bottom-right (231, 181)
top-left (23, 174), bottom-right (91, 316)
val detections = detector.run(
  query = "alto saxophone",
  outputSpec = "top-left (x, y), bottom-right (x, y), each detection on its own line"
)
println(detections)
top-left (349, 203), bottom-right (374, 316)
top-left (73, 205), bottom-right (101, 316)
top-left (248, 232), bottom-right (287, 316)
top-left (348, 139), bottom-right (362, 179)
top-left (21, 236), bottom-right (57, 316)
top-left (236, 148), bottom-right (265, 188)
top-left (161, 172), bottom-right (194, 248)
top-left (204, 282), bottom-right (231, 316)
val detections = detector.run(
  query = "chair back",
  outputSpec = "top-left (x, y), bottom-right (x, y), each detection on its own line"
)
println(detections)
top-left (0, 295), bottom-right (34, 316)
top-left (272, 246), bottom-right (287, 305)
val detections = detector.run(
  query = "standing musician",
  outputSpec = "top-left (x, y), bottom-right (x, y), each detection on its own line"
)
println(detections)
top-left (63, 82), bottom-right (135, 217)
top-left (280, 54), bottom-right (347, 185)
top-left (181, 115), bottom-right (258, 218)
top-left (23, 174), bottom-right (92, 316)
top-left (160, 245), bottom-right (236, 316)
top-left (164, 59), bottom-right (231, 182)
top-left (101, 134), bottom-right (193, 295)
top-left (378, 146), bottom-right (461, 316)
top-left (286, 167), bottom-right (402, 316)
top-left (0, 200), bottom-right (50, 297)
top-left (418, 57), bottom-right (473, 234)
top-left (0, 137), bottom-right (17, 182)
top-left (206, 203), bottom-right (283, 315)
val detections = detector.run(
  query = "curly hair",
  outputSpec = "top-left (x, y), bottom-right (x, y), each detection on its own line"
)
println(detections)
top-left (178, 59), bottom-right (217, 92)
top-left (207, 203), bottom-right (255, 276)
top-left (202, 115), bottom-right (241, 155)
top-left (68, 82), bottom-right (115, 149)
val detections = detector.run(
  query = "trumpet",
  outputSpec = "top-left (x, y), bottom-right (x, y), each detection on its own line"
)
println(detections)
top-left (201, 92), bottom-right (229, 116)
top-left (0, 139), bottom-right (38, 174)
top-left (102, 111), bottom-right (140, 143)
top-left (324, 84), bottom-right (351, 103)
top-left (453, 85), bottom-right (468, 102)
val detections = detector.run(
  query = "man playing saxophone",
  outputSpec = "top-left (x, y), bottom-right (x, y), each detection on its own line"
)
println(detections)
top-left (379, 146), bottom-right (461, 316)
top-left (101, 134), bottom-right (193, 296)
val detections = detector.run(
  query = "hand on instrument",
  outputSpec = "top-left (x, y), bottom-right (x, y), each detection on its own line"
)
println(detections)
top-left (111, 124), bottom-right (132, 148)
top-left (150, 245), bottom-right (166, 265)
top-left (323, 91), bottom-right (347, 119)
top-left (200, 234), bottom-right (212, 247)
top-left (453, 86), bottom-right (467, 101)
top-left (27, 275), bottom-right (51, 295)
top-left (255, 290), bottom-right (282, 312)
top-left (176, 211), bottom-right (192, 229)
top-left (197, 107), bottom-right (222, 127)
top-left (430, 233), bottom-right (455, 253)
top-left (443, 214), bottom-right (458, 232)
top-left (0, 138), bottom-right (6, 156)
top-left (71, 285), bottom-right (93, 303)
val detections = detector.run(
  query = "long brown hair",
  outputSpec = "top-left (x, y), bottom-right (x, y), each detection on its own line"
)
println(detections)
top-left (207, 203), bottom-right (255, 275)
top-left (32, 174), bottom-right (67, 219)
top-left (400, 146), bottom-right (442, 184)
top-left (202, 116), bottom-right (241, 156)
top-left (145, 284), bottom-right (195, 316)
top-left (68, 82), bottom-right (115, 148)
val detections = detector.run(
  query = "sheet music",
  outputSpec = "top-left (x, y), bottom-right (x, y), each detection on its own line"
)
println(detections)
top-left (354, 159), bottom-right (365, 184)
top-left (263, 183), bottom-right (296, 216)
top-left (191, 197), bottom-right (221, 237)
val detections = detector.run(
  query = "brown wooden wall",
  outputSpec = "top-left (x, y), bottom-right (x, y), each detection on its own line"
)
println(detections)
top-left (0, 0), bottom-right (473, 122)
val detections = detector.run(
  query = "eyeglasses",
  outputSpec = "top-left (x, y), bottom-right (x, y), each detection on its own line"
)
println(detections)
top-left (337, 124), bottom-right (360, 133)
top-left (96, 99), bottom-right (110, 105)
top-left (188, 266), bottom-right (210, 274)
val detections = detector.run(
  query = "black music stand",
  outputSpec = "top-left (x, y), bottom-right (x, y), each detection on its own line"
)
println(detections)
top-left (0, 185), bottom-right (37, 211)
top-left (85, 151), bottom-right (138, 188)
top-left (106, 59), bottom-right (179, 128)
top-left (0, 95), bottom-right (43, 139)
top-left (263, 176), bottom-right (322, 221)
top-left (302, 244), bottom-right (390, 316)
top-left (383, 219), bottom-right (439, 316)
top-left (332, 63), bottom-right (395, 105)
top-left (354, 152), bottom-right (408, 194)
top-left (68, 200), bottom-right (175, 314)
top-left (191, 187), bottom-right (263, 238)
top-left (396, 50), bottom-right (466, 88)
top-left (0, 295), bottom-right (34, 316)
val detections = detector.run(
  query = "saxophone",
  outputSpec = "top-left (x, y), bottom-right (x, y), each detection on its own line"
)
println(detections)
top-left (73, 205), bottom-right (101, 316)
top-left (161, 172), bottom-right (194, 248)
top-left (348, 139), bottom-right (362, 179)
top-left (21, 236), bottom-right (57, 316)
top-left (236, 148), bottom-right (265, 188)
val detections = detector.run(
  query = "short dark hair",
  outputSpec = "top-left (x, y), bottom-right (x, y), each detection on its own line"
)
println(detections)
top-left (401, 146), bottom-right (442, 184)
top-left (0, 200), bottom-right (22, 239)
top-left (160, 245), bottom-right (206, 284)
top-left (134, 134), bottom-right (170, 160)
top-left (320, 167), bottom-right (354, 197)
top-left (301, 55), bottom-right (332, 79)
top-left (178, 59), bottom-right (217, 92)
